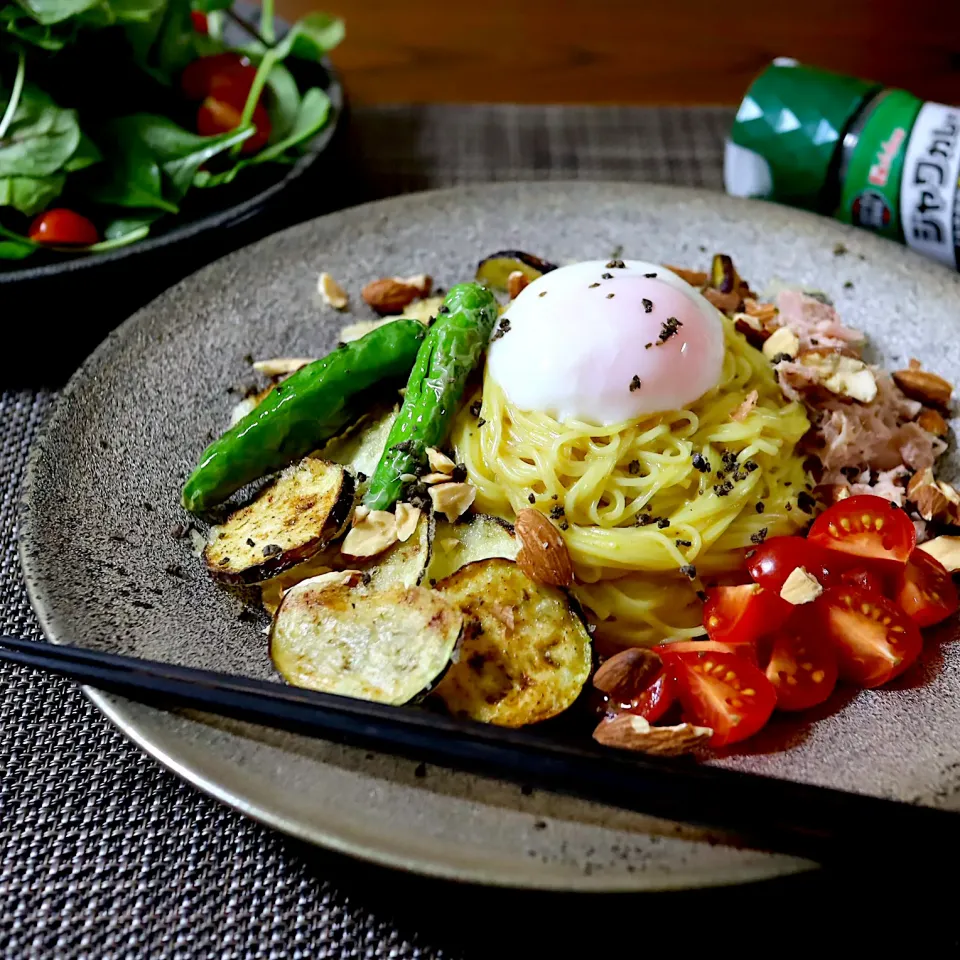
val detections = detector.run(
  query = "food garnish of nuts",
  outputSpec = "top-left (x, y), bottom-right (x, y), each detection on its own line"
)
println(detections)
top-left (421, 472), bottom-right (455, 485)
top-left (506, 271), bottom-right (530, 299)
top-left (666, 265), bottom-right (709, 287)
top-left (893, 366), bottom-right (952, 409)
top-left (394, 502), bottom-right (421, 542)
top-left (762, 325), bottom-right (800, 361)
top-left (318, 272), bottom-right (349, 310)
top-left (362, 274), bottom-right (433, 315)
top-left (918, 408), bottom-right (949, 437)
top-left (703, 287), bottom-right (741, 314)
top-left (428, 482), bottom-right (477, 522)
top-left (252, 357), bottom-right (314, 377)
top-left (919, 536), bottom-right (960, 572)
top-left (341, 510), bottom-right (399, 558)
top-left (907, 468), bottom-right (951, 522)
top-left (296, 569), bottom-right (365, 593)
top-left (592, 647), bottom-right (662, 705)
top-left (426, 447), bottom-right (457, 475)
top-left (592, 715), bottom-right (713, 756)
top-left (514, 508), bottom-right (574, 588)
top-left (779, 566), bottom-right (823, 605)
top-left (802, 351), bottom-right (877, 402)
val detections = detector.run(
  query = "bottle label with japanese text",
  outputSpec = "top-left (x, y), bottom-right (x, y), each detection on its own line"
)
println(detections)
top-left (901, 102), bottom-right (960, 268)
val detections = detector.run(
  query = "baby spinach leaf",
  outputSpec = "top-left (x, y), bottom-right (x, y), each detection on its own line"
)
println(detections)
top-left (0, 82), bottom-right (80, 177)
top-left (13, 0), bottom-right (102, 26)
top-left (263, 62), bottom-right (299, 142)
top-left (0, 171), bottom-right (64, 214)
top-left (63, 131), bottom-right (101, 171)
top-left (103, 210), bottom-right (160, 239)
top-left (71, 221), bottom-right (151, 250)
top-left (87, 129), bottom-right (177, 211)
top-left (0, 223), bottom-right (36, 259)
top-left (103, 0), bottom-right (166, 23)
top-left (0, 7), bottom-right (71, 49)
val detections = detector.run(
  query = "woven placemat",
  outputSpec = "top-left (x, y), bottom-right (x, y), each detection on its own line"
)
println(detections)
top-left (2, 107), bottom-right (736, 960)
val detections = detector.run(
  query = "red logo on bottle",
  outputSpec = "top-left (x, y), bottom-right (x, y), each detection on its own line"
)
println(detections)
top-left (868, 127), bottom-right (907, 188)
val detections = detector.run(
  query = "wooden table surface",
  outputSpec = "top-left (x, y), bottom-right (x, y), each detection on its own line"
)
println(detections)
top-left (278, 0), bottom-right (960, 106)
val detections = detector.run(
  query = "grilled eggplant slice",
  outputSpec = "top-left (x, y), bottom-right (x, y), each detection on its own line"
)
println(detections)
top-left (366, 510), bottom-right (434, 589)
top-left (205, 458), bottom-right (353, 584)
top-left (271, 573), bottom-right (462, 705)
top-left (321, 404), bottom-right (399, 492)
top-left (475, 251), bottom-right (557, 291)
top-left (428, 513), bottom-right (518, 582)
top-left (433, 558), bottom-right (591, 726)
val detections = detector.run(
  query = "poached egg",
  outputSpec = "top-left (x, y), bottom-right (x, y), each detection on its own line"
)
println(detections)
top-left (487, 260), bottom-right (726, 425)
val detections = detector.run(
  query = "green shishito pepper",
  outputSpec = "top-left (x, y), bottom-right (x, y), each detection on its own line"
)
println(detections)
top-left (365, 282), bottom-right (499, 512)
top-left (182, 320), bottom-right (426, 513)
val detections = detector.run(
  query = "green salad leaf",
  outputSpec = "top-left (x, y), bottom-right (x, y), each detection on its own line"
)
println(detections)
top-left (0, 170), bottom-right (63, 213)
top-left (0, 81), bottom-right (80, 177)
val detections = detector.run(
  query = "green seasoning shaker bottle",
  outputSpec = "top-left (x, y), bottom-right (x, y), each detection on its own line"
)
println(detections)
top-left (726, 58), bottom-right (960, 271)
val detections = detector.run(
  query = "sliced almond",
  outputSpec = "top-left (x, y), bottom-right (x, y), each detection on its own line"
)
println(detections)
top-left (893, 367), bottom-right (952, 409)
top-left (906, 468), bottom-right (951, 521)
top-left (428, 482), bottom-right (477, 522)
top-left (918, 408), bottom-right (950, 437)
top-left (779, 566), bottom-right (823, 605)
top-left (919, 536), bottom-right (960, 572)
top-left (421, 471), bottom-right (455, 485)
top-left (731, 389), bottom-right (759, 423)
top-left (592, 647), bottom-right (662, 703)
top-left (514, 508), bottom-right (574, 588)
top-left (299, 569), bottom-right (365, 592)
top-left (362, 275), bottom-right (433, 315)
top-left (743, 297), bottom-right (778, 324)
top-left (593, 715), bottom-right (713, 757)
top-left (353, 504), bottom-right (370, 523)
top-left (507, 270), bottom-right (530, 299)
top-left (703, 287), bottom-right (741, 314)
top-left (666, 265), bottom-right (708, 287)
top-left (426, 447), bottom-right (457, 475)
top-left (394, 502), bottom-right (421, 542)
top-left (341, 510), bottom-right (398, 559)
top-left (907, 467), bottom-right (935, 500)
top-left (762, 325), bottom-right (800, 361)
top-left (803, 352), bottom-right (877, 402)
top-left (938, 480), bottom-right (960, 507)
top-left (318, 272), bottom-right (349, 310)
top-left (252, 357), bottom-right (314, 378)
top-left (340, 317), bottom-right (389, 341)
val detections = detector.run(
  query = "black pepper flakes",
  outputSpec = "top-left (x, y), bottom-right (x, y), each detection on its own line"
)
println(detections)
top-left (452, 464), bottom-right (468, 483)
top-left (744, 461), bottom-right (758, 472)
top-left (606, 259), bottom-right (625, 269)
top-left (246, 538), bottom-right (255, 548)
top-left (833, 242), bottom-right (848, 256)
top-left (437, 303), bottom-right (450, 314)
top-left (756, 502), bottom-right (765, 514)
top-left (713, 484), bottom-right (730, 497)
top-left (262, 544), bottom-right (282, 558)
top-left (629, 375), bottom-right (642, 392)
top-left (491, 318), bottom-right (512, 342)
top-left (601, 272), bottom-right (614, 279)
top-left (538, 291), bottom-right (547, 298)
top-left (645, 342), bottom-right (653, 350)
top-left (786, 503), bottom-right (793, 511)
top-left (843, 280), bottom-right (854, 290)
top-left (692, 452), bottom-right (711, 473)
top-left (656, 316), bottom-right (683, 345)
top-left (628, 460), bottom-right (640, 475)
top-left (477, 417), bottom-right (487, 427)
top-left (642, 298), bottom-right (653, 313)
top-left (589, 282), bottom-right (601, 288)
top-left (528, 493), bottom-right (536, 504)
top-left (606, 292), bottom-right (615, 299)
top-left (644, 272), bottom-right (657, 278)
top-left (750, 527), bottom-right (768, 545)
top-left (636, 515), bottom-right (653, 526)
top-left (797, 491), bottom-right (817, 514)
top-left (696, 590), bottom-right (709, 602)
top-left (560, 521), bottom-right (569, 531)
top-left (469, 399), bottom-right (482, 417)
top-left (336, 341), bottom-right (347, 349)
top-left (657, 517), bottom-right (670, 529)
top-left (356, 471), bottom-right (368, 483)
top-left (676, 539), bottom-right (692, 547)
top-left (771, 352), bottom-right (794, 364)
top-left (550, 505), bottom-right (566, 520)
top-left (680, 564), bottom-right (697, 580)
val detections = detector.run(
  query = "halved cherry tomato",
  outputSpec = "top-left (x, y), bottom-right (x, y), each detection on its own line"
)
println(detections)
top-left (660, 648), bottom-right (777, 746)
top-left (747, 536), bottom-right (848, 594)
top-left (895, 549), bottom-right (959, 627)
top-left (703, 583), bottom-right (791, 646)
top-left (197, 96), bottom-right (271, 154)
top-left (190, 10), bottom-right (208, 33)
top-left (656, 638), bottom-right (758, 665)
top-left (815, 585), bottom-right (923, 687)
top-left (808, 495), bottom-right (915, 565)
top-left (181, 53), bottom-right (255, 102)
top-left (624, 671), bottom-right (675, 723)
top-left (764, 615), bottom-right (839, 711)
top-left (840, 565), bottom-right (888, 596)
top-left (28, 208), bottom-right (98, 246)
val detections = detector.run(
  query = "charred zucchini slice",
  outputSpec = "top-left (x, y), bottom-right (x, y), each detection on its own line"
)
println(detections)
top-left (433, 558), bottom-right (591, 726)
top-left (204, 458), bottom-right (353, 584)
top-left (428, 514), bottom-right (518, 582)
top-left (271, 573), bottom-right (462, 705)
top-left (321, 404), bottom-right (399, 492)
top-left (474, 251), bottom-right (557, 291)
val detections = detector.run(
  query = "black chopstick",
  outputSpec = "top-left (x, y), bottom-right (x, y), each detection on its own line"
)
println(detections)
top-left (3, 634), bottom-right (957, 867)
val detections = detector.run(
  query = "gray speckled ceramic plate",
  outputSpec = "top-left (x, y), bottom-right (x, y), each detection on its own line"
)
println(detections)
top-left (19, 183), bottom-right (960, 891)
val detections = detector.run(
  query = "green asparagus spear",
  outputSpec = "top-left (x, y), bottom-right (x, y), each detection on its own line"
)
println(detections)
top-left (182, 320), bottom-right (426, 513)
top-left (364, 283), bottom-right (499, 511)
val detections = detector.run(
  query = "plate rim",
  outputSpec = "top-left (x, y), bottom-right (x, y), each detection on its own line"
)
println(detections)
top-left (25, 179), bottom-right (946, 891)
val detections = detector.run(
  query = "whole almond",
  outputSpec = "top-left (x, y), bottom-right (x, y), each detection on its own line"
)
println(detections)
top-left (893, 367), bottom-right (953, 408)
top-left (918, 407), bottom-right (950, 437)
top-left (362, 274), bottom-right (433, 315)
top-left (514, 508), bottom-right (574, 587)
top-left (593, 647), bottom-right (662, 703)
top-left (592, 715), bottom-right (713, 757)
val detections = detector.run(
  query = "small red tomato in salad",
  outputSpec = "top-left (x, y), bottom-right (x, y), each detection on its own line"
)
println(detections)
top-left (807, 495), bottom-right (915, 565)
top-left (657, 645), bottom-right (776, 745)
top-left (624, 671), bottom-right (675, 723)
top-left (703, 582), bottom-right (791, 646)
top-left (764, 616), bottom-right (839, 711)
top-left (840, 565), bottom-right (889, 596)
top-left (28, 209), bottom-right (99, 246)
top-left (815, 585), bottom-right (923, 687)
top-left (747, 536), bottom-right (847, 594)
top-left (895, 549), bottom-right (959, 627)
top-left (197, 97), bottom-right (271, 154)
top-left (656, 638), bottom-right (759, 665)
top-left (181, 53), bottom-right (256, 102)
